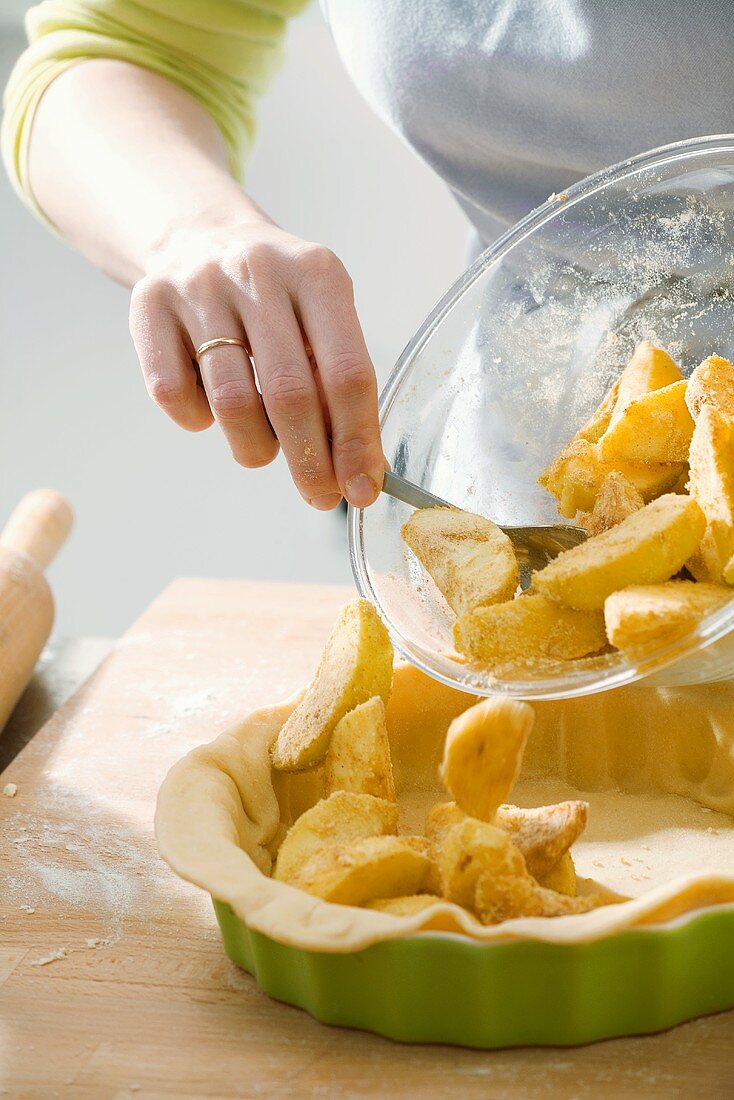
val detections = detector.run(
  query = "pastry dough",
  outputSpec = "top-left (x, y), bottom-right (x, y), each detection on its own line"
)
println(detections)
top-left (156, 664), bottom-right (734, 952)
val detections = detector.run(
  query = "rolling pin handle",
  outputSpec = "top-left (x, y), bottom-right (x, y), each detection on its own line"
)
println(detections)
top-left (0, 489), bottom-right (74, 571)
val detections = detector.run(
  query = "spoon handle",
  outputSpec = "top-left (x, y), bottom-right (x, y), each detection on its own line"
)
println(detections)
top-left (381, 470), bottom-right (453, 511)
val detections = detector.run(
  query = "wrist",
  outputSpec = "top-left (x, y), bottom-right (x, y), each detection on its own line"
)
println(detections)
top-left (139, 190), bottom-right (272, 274)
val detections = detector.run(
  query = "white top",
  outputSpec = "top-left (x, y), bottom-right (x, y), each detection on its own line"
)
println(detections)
top-left (323, 0), bottom-right (734, 243)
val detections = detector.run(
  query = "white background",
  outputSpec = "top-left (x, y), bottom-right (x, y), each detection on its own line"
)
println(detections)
top-left (0, 6), bottom-right (467, 638)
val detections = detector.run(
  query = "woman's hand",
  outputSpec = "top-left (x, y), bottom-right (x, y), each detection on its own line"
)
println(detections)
top-left (130, 208), bottom-right (384, 509)
top-left (26, 60), bottom-right (383, 508)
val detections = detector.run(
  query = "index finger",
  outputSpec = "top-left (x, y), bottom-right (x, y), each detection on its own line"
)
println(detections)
top-left (297, 272), bottom-right (384, 508)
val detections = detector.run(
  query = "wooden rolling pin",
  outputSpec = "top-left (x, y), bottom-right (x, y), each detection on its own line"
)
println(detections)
top-left (0, 489), bottom-right (73, 731)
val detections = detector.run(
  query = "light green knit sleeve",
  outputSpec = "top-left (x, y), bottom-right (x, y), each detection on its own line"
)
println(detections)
top-left (1, 0), bottom-right (308, 216)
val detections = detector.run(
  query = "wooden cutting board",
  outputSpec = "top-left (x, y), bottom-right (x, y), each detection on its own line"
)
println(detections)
top-left (1, 578), bottom-right (732, 1099)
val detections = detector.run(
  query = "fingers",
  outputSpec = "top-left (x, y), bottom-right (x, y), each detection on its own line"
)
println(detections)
top-left (243, 290), bottom-right (343, 509)
top-left (186, 312), bottom-right (279, 469)
top-left (130, 237), bottom-right (381, 512)
top-left (294, 248), bottom-right (384, 507)
top-left (130, 280), bottom-right (213, 432)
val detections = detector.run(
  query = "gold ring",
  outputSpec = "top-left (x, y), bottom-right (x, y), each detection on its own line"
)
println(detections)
top-left (195, 337), bottom-right (249, 363)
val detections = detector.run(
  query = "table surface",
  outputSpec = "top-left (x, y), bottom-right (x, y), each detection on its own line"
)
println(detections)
top-left (1, 638), bottom-right (114, 772)
top-left (1, 579), bottom-right (732, 1099)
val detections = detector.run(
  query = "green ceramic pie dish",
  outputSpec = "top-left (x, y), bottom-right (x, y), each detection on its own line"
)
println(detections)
top-left (214, 900), bottom-right (734, 1048)
top-left (156, 665), bottom-right (734, 1049)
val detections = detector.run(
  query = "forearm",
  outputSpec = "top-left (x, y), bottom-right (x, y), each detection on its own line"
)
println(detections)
top-left (28, 59), bottom-right (262, 285)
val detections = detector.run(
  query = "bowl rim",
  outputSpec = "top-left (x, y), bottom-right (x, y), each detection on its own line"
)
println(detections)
top-left (349, 133), bottom-right (734, 701)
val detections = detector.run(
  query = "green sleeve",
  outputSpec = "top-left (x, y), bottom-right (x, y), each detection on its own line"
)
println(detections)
top-left (1, 0), bottom-right (308, 217)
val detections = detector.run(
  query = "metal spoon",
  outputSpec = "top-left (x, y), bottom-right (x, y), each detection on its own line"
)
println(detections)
top-left (382, 470), bottom-right (586, 589)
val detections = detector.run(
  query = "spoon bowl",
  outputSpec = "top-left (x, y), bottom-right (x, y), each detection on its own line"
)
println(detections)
top-left (382, 470), bottom-right (586, 589)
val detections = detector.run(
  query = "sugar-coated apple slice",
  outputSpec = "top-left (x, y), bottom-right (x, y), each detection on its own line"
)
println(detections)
top-left (433, 816), bottom-right (603, 923)
top-left (274, 790), bottom-right (397, 883)
top-left (439, 698), bottom-right (534, 821)
top-left (435, 817), bottom-right (522, 908)
top-left (324, 696), bottom-right (395, 801)
top-left (604, 580), bottom-right (732, 654)
top-left (686, 406), bottom-right (734, 584)
top-left (686, 354), bottom-right (734, 421)
top-left (575, 379), bottom-right (621, 443)
top-left (494, 800), bottom-right (588, 879)
top-left (424, 801), bottom-right (466, 848)
top-left (427, 799), bottom-right (588, 880)
top-left (474, 865), bottom-right (611, 924)
top-left (540, 343), bottom-right (684, 519)
top-left (539, 438), bottom-right (604, 519)
top-left (563, 341), bottom-right (681, 446)
top-left (454, 592), bottom-right (607, 666)
top-left (271, 598), bottom-right (393, 771)
top-left (539, 437), bottom-right (683, 519)
top-left (609, 340), bottom-right (683, 420)
top-left (365, 894), bottom-right (443, 915)
top-left (533, 494), bottom-right (706, 610)
top-left (401, 506), bottom-right (519, 617)
top-left (578, 470), bottom-right (644, 536)
top-left (612, 457), bottom-right (685, 501)
top-left (290, 835), bottom-right (430, 905)
top-left (536, 851), bottom-right (577, 896)
top-left (598, 379), bottom-right (694, 465)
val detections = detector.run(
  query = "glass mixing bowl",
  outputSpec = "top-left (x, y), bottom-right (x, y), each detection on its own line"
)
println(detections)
top-left (349, 136), bottom-right (734, 700)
